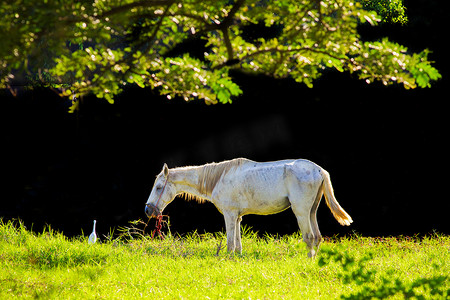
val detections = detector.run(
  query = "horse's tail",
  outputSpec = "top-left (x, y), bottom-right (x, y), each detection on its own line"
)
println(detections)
top-left (321, 169), bottom-right (353, 226)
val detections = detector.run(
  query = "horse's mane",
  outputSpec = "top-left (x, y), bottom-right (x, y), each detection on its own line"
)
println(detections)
top-left (179, 192), bottom-right (207, 203)
top-left (198, 158), bottom-right (249, 196)
top-left (177, 158), bottom-right (249, 203)
top-left (174, 158), bottom-right (250, 204)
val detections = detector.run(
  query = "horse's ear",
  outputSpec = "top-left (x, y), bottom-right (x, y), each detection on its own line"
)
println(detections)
top-left (163, 163), bottom-right (169, 177)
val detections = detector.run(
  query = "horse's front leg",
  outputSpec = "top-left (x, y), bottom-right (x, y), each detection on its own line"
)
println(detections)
top-left (224, 211), bottom-right (238, 253)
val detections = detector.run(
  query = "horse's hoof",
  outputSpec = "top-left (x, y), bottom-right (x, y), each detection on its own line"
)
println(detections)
top-left (307, 250), bottom-right (316, 258)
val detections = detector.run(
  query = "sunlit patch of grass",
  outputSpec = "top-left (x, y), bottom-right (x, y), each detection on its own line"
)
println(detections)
top-left (0, 219), bottom-right (448, 299)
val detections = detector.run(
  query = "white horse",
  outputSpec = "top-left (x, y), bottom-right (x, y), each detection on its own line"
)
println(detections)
top-left (145, 158), bottom-right (352, 257)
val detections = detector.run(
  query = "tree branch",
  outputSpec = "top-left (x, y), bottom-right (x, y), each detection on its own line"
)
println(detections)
top-left (219, 0), bottom-right (247, 29)
top-left (214, 0), bottom-right (247, 64)
top-left (213, 45), bottom-right (366, 72)
top-left (222, 29), bottom-right (234, 61)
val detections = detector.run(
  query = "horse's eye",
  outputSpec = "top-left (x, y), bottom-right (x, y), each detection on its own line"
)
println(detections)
top-left (156, 186), bottom-right (162, 191)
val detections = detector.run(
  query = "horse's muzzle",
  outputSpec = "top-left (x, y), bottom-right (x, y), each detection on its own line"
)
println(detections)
top-left (145, 204), bottom-right (161, 218)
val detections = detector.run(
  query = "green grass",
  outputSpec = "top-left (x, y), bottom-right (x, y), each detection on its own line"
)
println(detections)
top-left (0, 219), bottom-right (449, 299)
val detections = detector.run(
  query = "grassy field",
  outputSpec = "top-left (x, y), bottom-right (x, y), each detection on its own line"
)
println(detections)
top-left (0, 219), bottom-right (449, 299)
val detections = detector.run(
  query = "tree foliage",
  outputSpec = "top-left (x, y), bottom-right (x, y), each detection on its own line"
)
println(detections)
top-left (360, 0), bottom-right (407, 24)
top-left (0, 0), bottom-right (441, 107)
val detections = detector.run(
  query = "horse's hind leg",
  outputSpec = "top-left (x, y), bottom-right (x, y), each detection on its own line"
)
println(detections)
top-left (297, 215), bottom-right (316, 258)
top-left (291, 202), bottom-right (316, 258)
top-left (289, 184), bottom-right (321, 257)
top-left (310, 183), bottom-right (324, 253)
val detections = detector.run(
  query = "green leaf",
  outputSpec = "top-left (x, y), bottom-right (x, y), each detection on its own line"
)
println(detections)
top-left (0, 0), bottom-right (440, 104)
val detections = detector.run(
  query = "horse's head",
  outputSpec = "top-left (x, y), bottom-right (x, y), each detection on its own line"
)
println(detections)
top-left (145, 163), bottom-right (176, 218)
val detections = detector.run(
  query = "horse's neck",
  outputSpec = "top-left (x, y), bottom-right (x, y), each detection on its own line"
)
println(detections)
top-left (172, 167), bottom-right (210, 200)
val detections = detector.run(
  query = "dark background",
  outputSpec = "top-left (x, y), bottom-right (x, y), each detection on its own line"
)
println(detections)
top-left (1, 0), bottom-right (448, 238)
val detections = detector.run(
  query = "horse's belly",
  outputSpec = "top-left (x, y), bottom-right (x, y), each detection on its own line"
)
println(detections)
top-left (241, 196), bottom-right (291, 215)
top-left (235, 179), bottom-right (290, 215)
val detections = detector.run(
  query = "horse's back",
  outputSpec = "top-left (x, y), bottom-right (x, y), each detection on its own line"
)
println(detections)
top-left (239, 158), bottom-right (324, 195)
top-left (213, 158), bottom-right (323, 193)
top-left (242, 158), bottom-right (321, 173)
top-left (221, 158), bottom-right (320, 197)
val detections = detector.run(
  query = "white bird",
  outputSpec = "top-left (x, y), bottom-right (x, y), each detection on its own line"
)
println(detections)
top-left (88, 220), bottom-right (97, 244)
